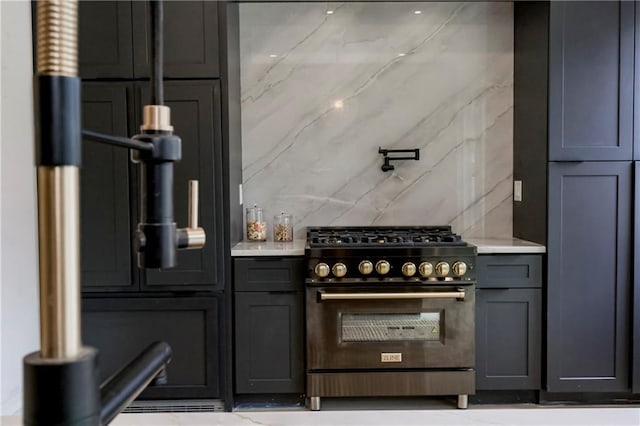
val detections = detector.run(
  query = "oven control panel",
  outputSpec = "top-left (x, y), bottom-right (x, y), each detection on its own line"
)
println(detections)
top-left (306, 256), bottom-right (476, 283)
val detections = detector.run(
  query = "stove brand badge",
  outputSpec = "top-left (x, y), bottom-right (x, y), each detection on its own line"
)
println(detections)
top-left (381, 352), bottom-right (402, 363)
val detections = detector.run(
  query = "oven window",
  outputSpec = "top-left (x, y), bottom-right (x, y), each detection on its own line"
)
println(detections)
top-left (341, 313), bottom-right (441, 342)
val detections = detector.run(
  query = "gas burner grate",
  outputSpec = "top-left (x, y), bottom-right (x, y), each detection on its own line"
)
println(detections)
top-left (307, 226), bottom-right (467, 248)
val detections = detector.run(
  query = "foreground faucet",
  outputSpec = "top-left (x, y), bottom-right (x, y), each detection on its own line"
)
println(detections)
top-left (23, 1), bottom-right (201, 424)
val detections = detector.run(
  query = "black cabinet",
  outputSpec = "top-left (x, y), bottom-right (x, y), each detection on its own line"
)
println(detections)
top-left (548, 1), bottom-right (634, 161)
top-left (132, 1), bottom-right (219, 79)
top-left (82, 296), bottom-right (221, 399)
top-left (78, 1), bottom-right (219, 80)
top-left (80, 83), bottom-right (136, 292)
top-left (81, 81), bottom-right (223, 293)
top-left (140, 81), bottom-right (224, 291)
top-left (70, 1), bottom-right (239, 406)
top-left (547, 162), bottom-right (632, 392)
top-left (476, 255), bottom-right (542, 390)
top-left (233, 257), bottom-right (305, 395)
top-left (78, 1), bottom-right (134, 79)
top-left (514, 1), bottom-right (639, 397)
top-left (634, 163), bottom-right (640, 394)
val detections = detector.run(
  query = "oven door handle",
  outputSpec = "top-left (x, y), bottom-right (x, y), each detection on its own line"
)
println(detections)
top-left (318, 289), bottom-right (466, 301)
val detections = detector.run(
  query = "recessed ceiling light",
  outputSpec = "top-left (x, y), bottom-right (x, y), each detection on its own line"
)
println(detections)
top-left (269, 54), bottom-right (278, 58)
top-left (334, 100), bottom-right (344, 109)
top-left (327, 10), bottom-right (334, 15)
top-left (398, 53), bottom-right (406, 57)
top-left (414, 10), bottom-right (422, 15)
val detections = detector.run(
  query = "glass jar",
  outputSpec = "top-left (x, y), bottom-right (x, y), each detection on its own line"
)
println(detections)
top-left (273, 212), bottom-right (293, 242)
top-left (246, 205), bottom-right (267, 241)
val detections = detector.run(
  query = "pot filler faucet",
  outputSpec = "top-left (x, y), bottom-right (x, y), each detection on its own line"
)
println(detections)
top-left (23, 1), bottom-right (204, 425)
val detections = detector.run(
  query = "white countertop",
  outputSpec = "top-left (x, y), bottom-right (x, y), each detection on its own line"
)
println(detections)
top-left (231, 237), bottom-right (545, 256)
top-left (465, 237), bottom-right (546, 254)
top-left (231, 240), bottom-right (306, 257)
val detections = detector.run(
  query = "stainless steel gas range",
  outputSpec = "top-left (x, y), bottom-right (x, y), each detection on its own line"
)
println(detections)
top-left (305, 226), bottom-right (477, 410)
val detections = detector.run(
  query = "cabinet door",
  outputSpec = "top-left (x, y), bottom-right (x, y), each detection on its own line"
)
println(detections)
top-left (132, 1), bottom-right (219, 79)
top-left (235, 292), bottom-right (304, 394)
top-left (81, 83), bottom-right (136, 292)
top-left (476, 289), bottom-right (541, 390)
top-left (78, 1), bottom-right (134, 79)
top-left (138, 81), bottom-right (223, 291)
top-left (547, 162), bottom-right (632, 392)
top-left (82, 296), bottom-right (221, 399)
top-left (548, 1), bottom-right (634, 161)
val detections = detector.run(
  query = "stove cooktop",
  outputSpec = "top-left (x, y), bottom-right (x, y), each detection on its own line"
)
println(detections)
top-left (307, 226), bottom-right (466, 248)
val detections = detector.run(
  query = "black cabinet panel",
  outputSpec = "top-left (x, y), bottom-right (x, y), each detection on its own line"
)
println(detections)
top-left (139, 81), bottom-right (224, 290)
top-left (82, 297), bottom-right (220, 399)
top-left (235, 292), bottom-right (304, 394)
top-left (132, 1), bottom-right (219, 79)
top-left (476, 289), bottom-right (541, 390)
top-left (81, 84), bottom-right (135, 292)
top-left (636, 5), bottom-right (640, 160)
top-left (547, 162), bottom-right (631, 392)
top-left (78, 1), bottom-right (134, 79)
top-left (634, 162), bottom-right (640, 393)
top-left (548, 1), bottom-right (634, 161)
top-left (234, 258), bottom-right (305, 292)
top-left (476, 255), bottom-right (542, 289)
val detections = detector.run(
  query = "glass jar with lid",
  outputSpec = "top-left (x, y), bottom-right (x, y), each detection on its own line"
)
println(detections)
top-left (246, 205), bottom-right (267, 241)
top-left (273, 212), bottom-right (293, 242)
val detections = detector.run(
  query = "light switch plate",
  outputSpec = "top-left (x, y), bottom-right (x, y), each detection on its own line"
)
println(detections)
top-left (514, 180), bottom-right (522, 202)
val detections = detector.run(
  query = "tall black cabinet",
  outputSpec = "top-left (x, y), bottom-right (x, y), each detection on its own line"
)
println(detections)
top-left (514, 1), bottom-right (639, 397)
top-left (69, 0), bottom-right (242, 405)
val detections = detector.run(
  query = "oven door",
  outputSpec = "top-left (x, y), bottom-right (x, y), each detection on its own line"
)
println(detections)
top-left (306, 285), bottom-right (474, 370)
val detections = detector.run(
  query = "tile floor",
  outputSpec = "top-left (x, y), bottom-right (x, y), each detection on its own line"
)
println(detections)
top-left (3, 406), bottom-right (639, 426)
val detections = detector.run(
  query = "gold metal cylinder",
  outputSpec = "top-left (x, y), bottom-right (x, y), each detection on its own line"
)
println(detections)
top-left (37, 166), bottom-right (81, 359)
top-left (185, 228), bottom-right (206, 250)
top-left (141, 105), bottom-right (174, 132)
top-left (37, 0), bottom-right (78, 77)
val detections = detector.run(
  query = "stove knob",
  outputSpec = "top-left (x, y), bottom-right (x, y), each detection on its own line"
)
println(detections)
top-left (376, 260), bottom-right (391, 275)
top-left (332, 263), bottom-right (347, 278)
top-left (435, 261), bottom-right (450, 277)
top-left (419, 262), bottom-right (434, 277)
top-left (402, 262), bottom-right (417, 277)
top-left (315, 263), bottom-right (330, 278)
top-left (452, 261), bottom-right (467, 277)
top-left (359, 260), bottom-right (374, 275)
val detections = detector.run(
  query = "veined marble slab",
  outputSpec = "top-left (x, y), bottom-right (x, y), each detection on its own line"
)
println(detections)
top-left (240, 2), bottom-right (514, 239)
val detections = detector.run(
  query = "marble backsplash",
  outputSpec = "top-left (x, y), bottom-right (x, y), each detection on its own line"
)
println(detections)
top-left (240, 2), bottom-right (514, 239)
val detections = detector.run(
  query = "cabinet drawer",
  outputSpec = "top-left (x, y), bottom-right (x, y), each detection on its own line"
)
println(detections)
top-left (82, 296), bottom-right (220, 399)
top-left (477, 255), bottom-right (542, 288)
top-left (234, 258), bottom-right (304, 292)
